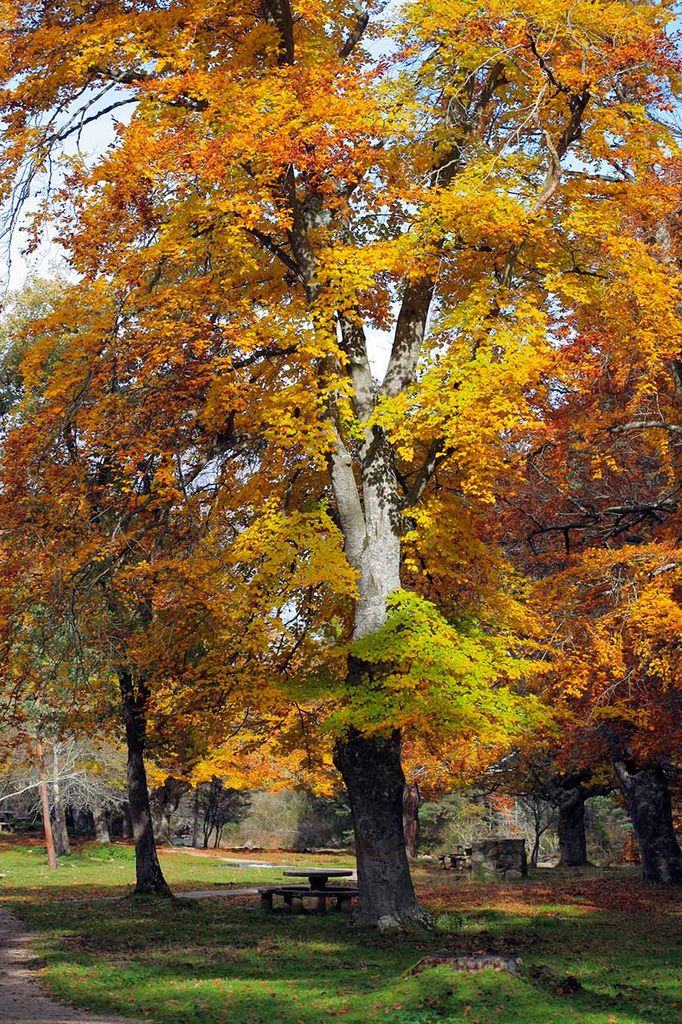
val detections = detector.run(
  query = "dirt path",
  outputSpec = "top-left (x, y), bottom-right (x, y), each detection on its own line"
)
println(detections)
top-left (0, 907), bottom-right (147, 1024)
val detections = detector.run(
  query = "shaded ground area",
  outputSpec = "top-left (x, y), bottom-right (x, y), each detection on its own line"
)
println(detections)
top-left (1, 841), bottom-right (680, 1024)
top-left (0, 907), bottom-right (146, 1024)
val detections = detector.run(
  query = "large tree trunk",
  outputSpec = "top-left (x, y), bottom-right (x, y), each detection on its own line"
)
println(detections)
top-left (51, 742), bottom-right (71, 857)
top-left (119, 671), bottom-right (173, 897)
top-left (151, 777), bottom-right (190, 845)
top-left (92, 802), bottom-right (111, 844)
top-left (614, 760), bottom-right (682, 884)
top-left (558, 789), bottom-right (588, 867)
top-left (334, 725), bottom-right (428, 930)
top-left (402, 782), bottom-right (420, 860)
top-left (36, 736), bottom-right (57, 870)
top-left (330, 425), bottom-right (428, 927)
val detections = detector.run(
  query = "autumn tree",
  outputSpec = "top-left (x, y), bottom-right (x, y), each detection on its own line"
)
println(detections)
top-left (1, 0), bottom-right (680, 923)
top-left (496, 746), bottom-right (614, 867)
top-left (507, 160), bottom-right (682, 882)
top-left (0, 273), bottom-right (347, 892)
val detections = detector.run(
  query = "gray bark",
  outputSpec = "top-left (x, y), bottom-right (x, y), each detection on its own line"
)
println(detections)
top-left (151, 777), bottom-right (190, 845)
top-left (403, 782), bottom-right (420, 859)
top-left (92, 802), bottom-right (111, 845)
top-left (192, 787), bottom-right (200, 847)
top-left (51, 743), bottom-right (71, 857)
top-left (614, 760), bottom-right (682, 884)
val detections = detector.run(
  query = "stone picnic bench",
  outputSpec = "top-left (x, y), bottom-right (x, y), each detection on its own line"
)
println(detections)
top-left (438, 845), bottom-right (472, 870)
top-left (259, 868), bottom-right (359, 914)
top-left (439, 839), bottom-right (528, 879)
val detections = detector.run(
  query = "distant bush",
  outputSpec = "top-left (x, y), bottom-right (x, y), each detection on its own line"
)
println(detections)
top-left (225, 790), bottom-right (353, 851)
top-left (83, 844), bottom-right (134, 862)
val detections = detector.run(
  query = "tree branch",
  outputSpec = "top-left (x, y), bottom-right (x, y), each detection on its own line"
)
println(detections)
top-left (327, 429), bottom-right (366, 571)
top-left (246, 227), bottom-right (301, 277)
top-left (381, 62), bottom-right (507, 398)
top-left (400, 439), bottom-right (453, 508)
top-left (261, 0), bottom-right (295, 65)
top-left (337, 314), bottom-right (375, 420)
top-left (340, 6), bottom-right (370, 58)
top-left (609, 420), bottom-right (682, 436)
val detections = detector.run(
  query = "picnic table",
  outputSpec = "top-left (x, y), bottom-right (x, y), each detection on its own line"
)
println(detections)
top-left (260, 867), bottom-right (358, 913)
top-left (282, 868), bottom-right (353, 890)
top-left (438, 847), bottom-right (473, 871)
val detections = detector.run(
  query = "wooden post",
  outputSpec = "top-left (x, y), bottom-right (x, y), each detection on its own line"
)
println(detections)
top-left (36, 735), bottom-right (57, 870)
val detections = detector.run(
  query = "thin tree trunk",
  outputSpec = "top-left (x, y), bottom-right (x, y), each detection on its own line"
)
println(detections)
top-left (92, 802), bottom-right (111, 844)
top-left (36, 736), bottom-right (57, 870)
top-left (402, 782), bottom-right (420, 859)
top-left (334, 724), bottom-right (428, 929)
top-left (192, 788), bottom-right (200, 848)
top-left (530, 834), bottom-right (540, 868)
top-left (121, 802), bottom-right (133, 838)
top-left (558, 790), bottom-right (588, 867)
top-left (119, 671), bottom-right (173, 897)
top-left (614, 760), bottom-right (682, 884)
top-left (51, 742), bottom-right (71, 857)
top-left (530, 808), bottom-right (543, 869)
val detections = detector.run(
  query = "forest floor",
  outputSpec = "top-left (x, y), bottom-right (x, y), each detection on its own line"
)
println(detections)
top-left (0, 838), bottom-right (680, 1024)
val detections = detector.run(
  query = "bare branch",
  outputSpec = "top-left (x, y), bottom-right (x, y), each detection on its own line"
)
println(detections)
top-left (261, 0), bottom-right (295, 65)
top-left (337, 314), bottom-right (375, 420)
top-left (246, 227), bottom-right (301, 277)
top-left (340, 6), bottom-right (370, 58)
top-left (609, 421), bottom-right (682, 436)
top-left (400, 439), bottom-right (453, 508)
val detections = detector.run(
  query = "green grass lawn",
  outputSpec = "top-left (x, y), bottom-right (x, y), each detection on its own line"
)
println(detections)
top-left (1, 840), bottom-right (680, 1024)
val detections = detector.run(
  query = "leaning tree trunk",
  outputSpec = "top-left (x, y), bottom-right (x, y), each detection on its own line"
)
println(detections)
top-left (36, 735), bottom-right (58, 870)
top-left (403, 782), bottom-right (420, 860)
top-left (558, 789), bottom-right (588, 867)
top-left (119, 671), bottom-right (173, 897)
top-left (51, 743), bottom-right (71, 857)
top-left (614, 760), bottom-right (682, 884)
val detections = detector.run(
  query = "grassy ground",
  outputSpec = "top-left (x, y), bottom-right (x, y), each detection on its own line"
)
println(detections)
top-left (1, 839), bottom-right (680, 1024)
